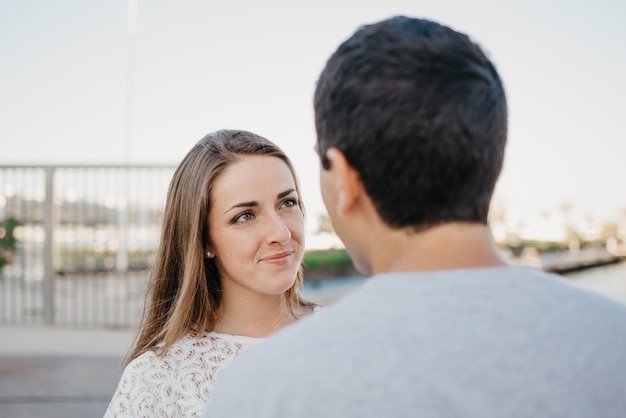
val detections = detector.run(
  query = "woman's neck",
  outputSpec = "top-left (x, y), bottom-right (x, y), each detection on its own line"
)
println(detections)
top-left (214, 294), bottom-right (305, 338)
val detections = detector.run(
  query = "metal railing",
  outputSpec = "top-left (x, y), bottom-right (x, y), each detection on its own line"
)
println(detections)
top-left (0, 165), bottom-right (176, 328)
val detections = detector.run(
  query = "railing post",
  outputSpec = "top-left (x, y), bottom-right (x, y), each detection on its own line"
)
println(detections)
top-left (116, 168), bottom-right (129, 272)
top-left (43, 166), bottom-right (55, 325)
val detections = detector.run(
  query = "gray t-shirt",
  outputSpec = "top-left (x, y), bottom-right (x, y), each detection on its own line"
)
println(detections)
top-left (204, 267), bottom-right (626, 417)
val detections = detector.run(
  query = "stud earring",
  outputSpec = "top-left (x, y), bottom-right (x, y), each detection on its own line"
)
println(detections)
top-left (206, 251), bottom-right (213, 258)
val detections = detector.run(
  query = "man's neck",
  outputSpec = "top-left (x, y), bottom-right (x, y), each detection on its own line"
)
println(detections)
top-left (371, 222), bottom-right (510, 275)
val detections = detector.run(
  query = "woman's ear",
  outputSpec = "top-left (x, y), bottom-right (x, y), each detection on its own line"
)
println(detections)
top-left (325, 148), bottom-right (364, 215)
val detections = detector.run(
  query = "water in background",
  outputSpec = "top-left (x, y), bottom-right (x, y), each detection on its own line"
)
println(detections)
top-left (564, 261), bottom-right (626, 305)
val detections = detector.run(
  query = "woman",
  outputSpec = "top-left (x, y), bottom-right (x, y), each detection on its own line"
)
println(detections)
top-left (104, 130), bottom-right (316, 417)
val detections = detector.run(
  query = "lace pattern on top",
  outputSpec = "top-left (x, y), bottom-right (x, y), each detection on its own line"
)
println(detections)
top-left (103, 332), bottom-right (261, 417)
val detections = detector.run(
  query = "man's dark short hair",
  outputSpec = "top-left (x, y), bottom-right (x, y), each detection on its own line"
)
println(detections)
top-left (314, 16), bottom-right (508, 230)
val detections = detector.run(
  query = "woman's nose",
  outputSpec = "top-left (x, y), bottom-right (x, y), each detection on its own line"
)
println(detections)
top-left (267, 213), bottom-right (291, 245)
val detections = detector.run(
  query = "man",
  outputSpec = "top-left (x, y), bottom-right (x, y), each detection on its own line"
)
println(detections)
top-left (204, 16), bottom-right (626, 417)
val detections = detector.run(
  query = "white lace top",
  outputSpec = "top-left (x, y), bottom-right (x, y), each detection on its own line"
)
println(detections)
top-left (103, 332), bottom-right (262, 417)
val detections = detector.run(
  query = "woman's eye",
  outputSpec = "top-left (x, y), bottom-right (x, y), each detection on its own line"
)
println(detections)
top-left (233, 212), bottom-right (254, 223)
top-left (281, 198), bottom-right (298, 209)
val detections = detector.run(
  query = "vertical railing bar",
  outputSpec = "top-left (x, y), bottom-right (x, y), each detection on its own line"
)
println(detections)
top-left (127, 167), bottom-right (133, 326)
top-left (6, 168), bottom-right (12, 322)
top-left (1, 168), bottom-right (8, 323)
top-left (34, 168), bottom-right (41, 325)
top-left (31, 168), bottom-right (38, 324)
top-left (78, 167), bottom-right (86, 327)
top-left (84, 167), bottom-right (91, 327)
top-left (43, 166), bottom-right (55, 325)
top-left (68, 169), bottom-right (74, 326)
top-left (87, 168), bottom-right (94, 327)
top-left (18, 170), bottom-right (24, 323)
top-left (20, 169), bottom-right (27, 324)
top-left (123, 167), bottom-right (129, 327)
top-left (68, 169), bottom-right (75, 327)
top-left (84, 167), bottom-right (90, 327)
top-left (108, 168), bottom-right (116, 327)
top-left (10, 169), bottom-right (17, 322)
top-left (55, 168), bottom-right (62, 326)
top-left (29, 168), bottom-right (38, 325)
top-left (88, 168), bottom-right (95, 327)
top-left (69, 169), bottom-right (76, 327)
top-left (56, 170), bottom-right (64, 326)
top-left (4, 168), bottom-right (11, 322)
top-left (22, 168), bottom-right (29, 324)
top-left (98, 167), bottom-right (105, 327)
top-left (74, 167), bottom-right (81, 327)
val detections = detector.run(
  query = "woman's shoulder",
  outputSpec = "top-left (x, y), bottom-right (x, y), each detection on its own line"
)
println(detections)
top-left (198, 331), bottom-right (264, 347)
top-left (123, 348), bottom-right (161, 373)
top-left (167, 332), bottom-right (262, 360)
top-left (121, 333), bottom-right (258, 379)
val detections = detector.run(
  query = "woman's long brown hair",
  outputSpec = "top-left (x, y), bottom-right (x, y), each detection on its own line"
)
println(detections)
top-left (126, 130), bottom-right (311, 364)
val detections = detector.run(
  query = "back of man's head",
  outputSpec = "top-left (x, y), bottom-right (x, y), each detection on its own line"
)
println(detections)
top-left (314, 16), bottom-right (508, 231)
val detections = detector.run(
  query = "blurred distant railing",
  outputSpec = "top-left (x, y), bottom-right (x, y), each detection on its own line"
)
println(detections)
top-left (0, 164), bottom-right (176, 328)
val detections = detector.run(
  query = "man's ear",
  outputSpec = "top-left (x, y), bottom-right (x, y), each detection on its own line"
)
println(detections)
top-left (325, 148), bottom-right (364, 215)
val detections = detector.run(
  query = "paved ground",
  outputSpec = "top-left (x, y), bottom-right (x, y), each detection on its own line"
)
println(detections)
top-left (0, 355), bottom-right (125, 417)
top-left (0, 326), bottom-right (134, 418)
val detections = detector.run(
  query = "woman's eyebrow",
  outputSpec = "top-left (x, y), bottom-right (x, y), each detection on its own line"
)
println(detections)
top-left (224, 200), bottom-right (257, 214)
top-left (277, 188), bottom-right (296, 199)
top-left (224, 189), bottom-right (296, 214)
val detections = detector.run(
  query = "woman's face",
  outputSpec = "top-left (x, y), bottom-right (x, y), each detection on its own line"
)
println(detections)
top-left (208, 155), bottom-right (305, 298)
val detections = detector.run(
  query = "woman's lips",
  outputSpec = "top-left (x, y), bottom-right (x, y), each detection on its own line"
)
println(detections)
top-left (260, 251), bottom-right (293, 262)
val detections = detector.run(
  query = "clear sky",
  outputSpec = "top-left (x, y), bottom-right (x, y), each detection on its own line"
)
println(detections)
top-left (1, 0), bottom-right (625, 227)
